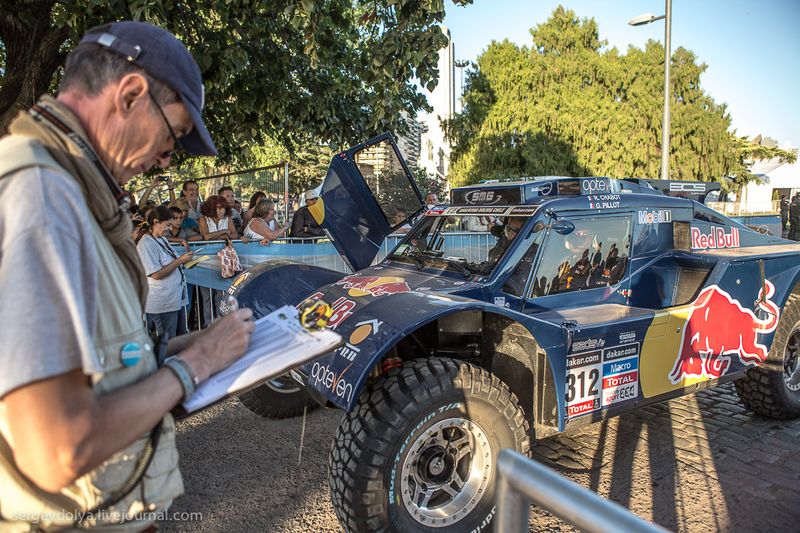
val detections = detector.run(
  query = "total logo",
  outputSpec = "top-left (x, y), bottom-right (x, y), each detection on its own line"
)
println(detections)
top-left (691, 226), bottom-right (740, 250)
top-left (310, 361), bottom-right (354, 403)
top-left (335, 275), bottom-right (411, 297)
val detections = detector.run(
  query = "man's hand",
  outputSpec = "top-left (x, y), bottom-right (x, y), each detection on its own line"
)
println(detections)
top-left (177, 251), bottom-right (194, 264)
top-left (179, 308), bottom-right (255, 382)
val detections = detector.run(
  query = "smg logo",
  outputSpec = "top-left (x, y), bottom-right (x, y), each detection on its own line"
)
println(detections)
top-left (464, 190), bottom-right (501, 205)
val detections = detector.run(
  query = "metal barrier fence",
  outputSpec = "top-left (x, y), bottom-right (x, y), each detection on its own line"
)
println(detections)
top-left (495, 449), bottom-right (669, 533)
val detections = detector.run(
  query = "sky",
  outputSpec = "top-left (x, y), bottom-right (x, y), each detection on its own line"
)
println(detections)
top-left (442, 0), bottom-right (800, 148)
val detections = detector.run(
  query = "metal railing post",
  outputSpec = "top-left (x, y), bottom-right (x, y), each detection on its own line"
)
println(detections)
top-left (495, 456), bottom-right (528, 532)
top-left (494, 450), bottom-right (669, 533)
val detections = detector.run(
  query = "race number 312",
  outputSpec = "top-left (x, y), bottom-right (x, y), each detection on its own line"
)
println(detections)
top-left (565, 350), bottom-right (602, 417)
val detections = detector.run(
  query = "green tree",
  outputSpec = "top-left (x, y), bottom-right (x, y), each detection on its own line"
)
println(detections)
top-left (444, 6), bottom-right (794, 190)
top-left (0, 0), bottom-right (471, 159)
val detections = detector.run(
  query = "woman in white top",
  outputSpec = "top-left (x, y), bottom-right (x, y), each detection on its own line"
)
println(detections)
top-left (244, 199), bottom-right (287, 244)
top-left (198, 194), bottom-right (238, 240)
top-left (136, 206), bottom-right (194, 353)
top-left (242, 190), bottom-right (267, 228)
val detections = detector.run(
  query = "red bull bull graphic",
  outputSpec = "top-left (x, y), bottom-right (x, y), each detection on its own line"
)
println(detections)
top-left (668, 281), bottom-right (779, 384)
top-left (691, 226), bottom-right (740, 250)
top-left (335, 275), bottom-right (411, 297)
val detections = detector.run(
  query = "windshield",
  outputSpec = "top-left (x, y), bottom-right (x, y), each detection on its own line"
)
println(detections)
top-left (388, 214), bottom-right (528, 277)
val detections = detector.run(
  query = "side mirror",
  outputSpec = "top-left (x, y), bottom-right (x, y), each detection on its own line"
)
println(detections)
top-left (552, 220), bottom-right (575, 235)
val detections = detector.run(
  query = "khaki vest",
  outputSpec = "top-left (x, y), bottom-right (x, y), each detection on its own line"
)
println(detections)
top-left (0, 135), bottom-right (183, 531)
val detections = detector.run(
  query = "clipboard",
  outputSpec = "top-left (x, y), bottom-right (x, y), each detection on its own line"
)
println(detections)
top-left (174, 305), bottom-right (343, 417)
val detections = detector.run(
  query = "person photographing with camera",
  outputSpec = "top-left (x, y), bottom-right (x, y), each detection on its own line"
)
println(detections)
top-left (0, 21), bottom-right (254, 530)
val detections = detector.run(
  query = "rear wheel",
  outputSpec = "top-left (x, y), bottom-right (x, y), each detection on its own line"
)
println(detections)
top-left (237, 375), bottom-right (319, 419)
top-left (735, 293), bottom-right (800, 419)
top-left (329, 358), bottom-right (529, 532)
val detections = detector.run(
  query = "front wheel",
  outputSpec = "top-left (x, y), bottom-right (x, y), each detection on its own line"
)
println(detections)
top-left (329, 358), bottom-right (530, 532)
top-left (237, 375), bottom-right (319, 419)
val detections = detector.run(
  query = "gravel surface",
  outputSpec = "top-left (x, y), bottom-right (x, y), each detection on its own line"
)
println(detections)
top-left (160, 383), bottom-right (800, 532)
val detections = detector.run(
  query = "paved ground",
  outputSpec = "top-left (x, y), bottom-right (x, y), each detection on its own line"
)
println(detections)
top-left (160, 382), bottom-right (800, 532)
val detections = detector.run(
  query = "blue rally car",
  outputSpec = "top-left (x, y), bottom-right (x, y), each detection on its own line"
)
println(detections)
top-left (230, 133), bottom-right (800, 532)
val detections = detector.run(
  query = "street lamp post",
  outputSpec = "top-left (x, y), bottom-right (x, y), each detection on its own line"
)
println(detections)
top-left (629, 0), bottom-right (672, 181)
top-left (454, 59), bottom-right (470, 113)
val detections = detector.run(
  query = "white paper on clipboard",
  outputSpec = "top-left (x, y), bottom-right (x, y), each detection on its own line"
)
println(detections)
top-left (181, 305), bottom-right (342, 413)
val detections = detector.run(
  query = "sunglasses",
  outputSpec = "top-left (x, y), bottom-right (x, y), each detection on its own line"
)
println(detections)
top-left (506, 225), bottom-right (521, 234)
top-left (149, 92), bottom-right (184, 158)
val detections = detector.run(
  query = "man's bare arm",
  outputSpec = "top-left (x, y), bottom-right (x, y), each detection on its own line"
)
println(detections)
top-left (2, 308), bottom-right (254, 492)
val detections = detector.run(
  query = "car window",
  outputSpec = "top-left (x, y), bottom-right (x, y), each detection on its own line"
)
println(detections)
top-left (502, 229), bottom-right (545, 297)
top-left (353, 138), bottom-right (420, 226)
top-left (530, 216), bottom-right (631, 298)
top-left (388, 215), bottom-right (529, 276)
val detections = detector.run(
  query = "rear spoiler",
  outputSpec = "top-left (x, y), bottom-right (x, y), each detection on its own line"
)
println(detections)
top-left (622, 178), bottom-right (724, 204)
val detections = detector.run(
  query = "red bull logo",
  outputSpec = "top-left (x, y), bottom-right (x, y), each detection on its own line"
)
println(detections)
top-left (335, 275), bottom-right (411, 297)
top-left (668, 280), bottom-right (779, 384)
top-left (691, 226), bottom-right (740, 250)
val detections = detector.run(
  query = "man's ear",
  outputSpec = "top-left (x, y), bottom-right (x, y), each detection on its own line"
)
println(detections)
top-left (114, 73), bottom-right (149, 116)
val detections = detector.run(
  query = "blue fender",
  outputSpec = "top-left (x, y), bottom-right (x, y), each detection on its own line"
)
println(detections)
top-left (303, 290), bottom-right (569, 421)
top-left (226, 261), bottom-right (347, 319)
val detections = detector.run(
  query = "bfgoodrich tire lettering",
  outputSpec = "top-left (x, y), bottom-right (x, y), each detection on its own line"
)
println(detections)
top-left (329, 358), bottom-right (530, 532)
top-left (237, 375), bottom-right (319, 419)
top-left (735, 293), bottom-right (800, 419)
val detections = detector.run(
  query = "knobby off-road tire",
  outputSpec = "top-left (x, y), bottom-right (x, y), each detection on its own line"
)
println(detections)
top-left (735, 293), bottom-right (800, 419)
top-left (237, 375), bottom-right (319, 419)
top-left (329, 358), bottom-right (530, 533)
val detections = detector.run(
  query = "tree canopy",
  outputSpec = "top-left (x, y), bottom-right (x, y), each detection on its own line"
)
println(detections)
top-left (444, 6), bottom-right (795, 189)
top-left (0, 0), bottom-right (471, 162)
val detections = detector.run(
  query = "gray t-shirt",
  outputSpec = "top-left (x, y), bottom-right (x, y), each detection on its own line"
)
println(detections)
top-left (137, 234), bottom-right (188, 314)
top-left (0, 167), bottom-right (98, 398)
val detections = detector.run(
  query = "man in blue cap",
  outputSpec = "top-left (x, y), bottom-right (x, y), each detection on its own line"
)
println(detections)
top-left (0, 22), bottom-right (254, 530)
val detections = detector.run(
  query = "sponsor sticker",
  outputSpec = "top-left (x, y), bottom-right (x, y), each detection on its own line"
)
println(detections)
top-left (600, 342), bottom-right (640, 408)
top-left (531, 182), bottom-right (553, 195)
top-left (565, 350), bottom-right (602, 417)
top-left (690, 226), bottom-right (740, 250)
top-left (581, 177), bottom-right (613, 195)
top-left (571, 337), bottom-right (606, 353)
top-left (310, 361), bottom-right (354, 403)
top-left (668, 281), bottom-right (779, 384)
top-left (464, 190), bottom-right (503, 205)
top-left (638, 209), bottom-right (672, 224)
top-left (335, 275), bottom-right (411, 297)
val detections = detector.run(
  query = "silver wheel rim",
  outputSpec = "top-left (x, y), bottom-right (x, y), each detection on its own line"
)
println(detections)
top-left (400, 417), bottom-right (492, 528)
top-left (265, 375), bottom-right (302, 394)
top-left (784, 330), bottom-right (800, 392)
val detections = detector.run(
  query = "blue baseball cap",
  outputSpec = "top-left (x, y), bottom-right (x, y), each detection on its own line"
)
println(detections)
top-left (79, 21), bottom-right (217, 156)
